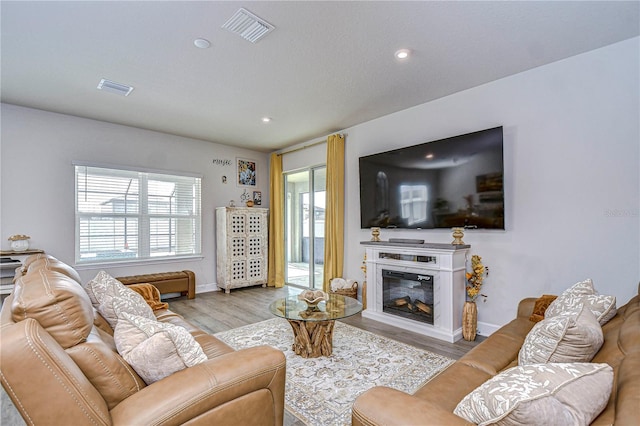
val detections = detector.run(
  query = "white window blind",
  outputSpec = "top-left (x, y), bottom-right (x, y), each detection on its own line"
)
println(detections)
top-left (75, 165), bottom-right (201, 264)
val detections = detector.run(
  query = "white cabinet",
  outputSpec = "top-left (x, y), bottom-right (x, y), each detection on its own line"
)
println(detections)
top-left (216, 207), bottom-right (268, 293)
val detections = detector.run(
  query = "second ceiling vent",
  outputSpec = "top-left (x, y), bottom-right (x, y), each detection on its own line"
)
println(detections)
top-left (222, 8), bottom-right (274, 43)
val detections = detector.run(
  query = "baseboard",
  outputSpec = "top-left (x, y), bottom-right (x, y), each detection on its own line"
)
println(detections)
top-left (198, 282), bottom-right (219, 293)
top-left (160, 282), bottom-right (219, 300)
top-left (476, 320), bottom-right (501, 337)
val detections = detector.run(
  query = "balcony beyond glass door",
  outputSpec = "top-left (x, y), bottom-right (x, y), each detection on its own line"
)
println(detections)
top-left (285, 167), bottom-right (326, 289)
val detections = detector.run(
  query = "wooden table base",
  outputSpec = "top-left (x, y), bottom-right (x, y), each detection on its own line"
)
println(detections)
top-left (286, 319), bottom-right (335, 358)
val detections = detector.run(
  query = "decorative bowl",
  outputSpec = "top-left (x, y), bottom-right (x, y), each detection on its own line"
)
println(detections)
top-left (298, 290), bottom-right (328, 308)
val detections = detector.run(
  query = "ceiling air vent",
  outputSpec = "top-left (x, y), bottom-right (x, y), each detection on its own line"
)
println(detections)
top-left (97, 79), bottom-right (134, 96)
top-left (222, 8), bottom-right (274, 43)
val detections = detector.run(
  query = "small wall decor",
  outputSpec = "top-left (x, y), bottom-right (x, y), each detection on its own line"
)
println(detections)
top-left (212, 158), bottom-right (232, 166)
top-left (237, 158), bottom-right (257, 187)
top-left (240, 189), bottom-right (251, 203)
top-left (253, 191), bottom-right (262, 205)
top-left (222, 175), bottom-right (227, 184)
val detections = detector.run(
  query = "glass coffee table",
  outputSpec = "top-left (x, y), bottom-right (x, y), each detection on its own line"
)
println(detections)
top-left (269, 293), bottom-right (363, 358)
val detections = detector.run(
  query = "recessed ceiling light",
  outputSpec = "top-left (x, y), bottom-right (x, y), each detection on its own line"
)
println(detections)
top-left (395, 49), bottom-right (411, 60)
top-left (426, 153), bottom-right (434, 159)
top-left (194, 38), bottom-right (211, 49)
top-left (261, 117), bottom-right (272, 123)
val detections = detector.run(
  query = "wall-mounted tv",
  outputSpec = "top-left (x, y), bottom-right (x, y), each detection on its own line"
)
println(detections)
top-left (359, 126), bottom-right (504, 230)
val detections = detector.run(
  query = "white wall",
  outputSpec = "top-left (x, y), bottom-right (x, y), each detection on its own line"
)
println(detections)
top-left (2, 38), bottom-right (638, 332)
top-left (0, 105), bottom-right (270, 290)
top-left (289, 37), bottom-right (640, 333)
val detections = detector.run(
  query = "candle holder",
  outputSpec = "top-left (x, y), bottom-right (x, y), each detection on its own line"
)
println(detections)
top-left (451, 227), bottom-right (465, 245)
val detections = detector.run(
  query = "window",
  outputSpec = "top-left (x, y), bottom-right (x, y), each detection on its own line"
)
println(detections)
top-left (75, 164), bottom-right (201, 264)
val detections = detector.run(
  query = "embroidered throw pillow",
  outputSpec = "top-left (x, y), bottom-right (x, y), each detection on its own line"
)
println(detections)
top-left (84, 270), bottom-right (155, 329)
top-left (519, 304), bottom-right (603, 365)
top-left (454, 363), bottom-right (613, 426)
top-left (114, 312), bottom-right (208, 384)
top-left (545, 279), bottom-right (617, 325)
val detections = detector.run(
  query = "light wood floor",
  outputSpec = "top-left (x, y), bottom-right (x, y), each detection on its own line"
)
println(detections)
top-left (168, 285), bottom-right (484, 360)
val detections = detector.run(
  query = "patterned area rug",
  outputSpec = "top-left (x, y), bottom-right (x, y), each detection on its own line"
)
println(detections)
top-left (214, 318), bottom-right (454, 426)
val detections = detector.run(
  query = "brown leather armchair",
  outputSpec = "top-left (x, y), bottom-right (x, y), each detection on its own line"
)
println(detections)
top-left (1, 255), bottom-right (286, 425)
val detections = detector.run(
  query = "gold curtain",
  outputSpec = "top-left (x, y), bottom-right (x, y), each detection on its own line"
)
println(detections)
top-left (322, 134), bottom-right (345, 292)
top-left (267, 153), bottom-right (285, 288)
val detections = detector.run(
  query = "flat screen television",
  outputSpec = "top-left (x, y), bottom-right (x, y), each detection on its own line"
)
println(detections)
top-left (359, 126), bottom-right (504, 230)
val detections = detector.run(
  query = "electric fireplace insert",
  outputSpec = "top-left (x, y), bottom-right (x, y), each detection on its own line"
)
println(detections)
top-left (382, 269), bottom-right (434, 325)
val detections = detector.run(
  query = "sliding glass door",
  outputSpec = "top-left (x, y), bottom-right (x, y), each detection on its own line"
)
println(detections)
top-left (285, 167), bottom-right (326, 289)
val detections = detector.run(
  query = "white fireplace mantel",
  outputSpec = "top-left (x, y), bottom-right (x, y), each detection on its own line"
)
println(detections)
top-left (361, 241), bottom-right (470, 343)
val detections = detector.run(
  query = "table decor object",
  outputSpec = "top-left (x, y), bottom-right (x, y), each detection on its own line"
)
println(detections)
top-left (298, 290), bottom-right (328, 309)
top-left (8, 234), bottom-right (30, 252)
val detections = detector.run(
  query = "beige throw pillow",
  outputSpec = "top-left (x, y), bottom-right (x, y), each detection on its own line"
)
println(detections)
top-left (454, 363), bottom-right (613, 426)
top-left (545, 279), bottom-right (617, 325)
top-left (518, 304), bottom-right (603, 365)
top-left (114, 312), bottom-right (208, 384)
top-left (84, 270), bottom-right (155, 329)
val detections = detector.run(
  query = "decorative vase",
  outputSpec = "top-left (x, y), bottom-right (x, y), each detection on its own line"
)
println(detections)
top-left (370, 227), bottom-right (381, 242)
top-left (362, 280), bottom-right (367, 310)
top-left (462, 301), bottom-right (477, 341)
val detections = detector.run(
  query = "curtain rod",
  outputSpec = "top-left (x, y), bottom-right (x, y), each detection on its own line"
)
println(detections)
top-left (278, 133), bottom-right (345, 156)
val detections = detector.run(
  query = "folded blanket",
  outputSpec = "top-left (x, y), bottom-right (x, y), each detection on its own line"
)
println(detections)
top-left (128, 283), bottom-right (169, 311)
top-left (529, 294), bottom-right (558, 323)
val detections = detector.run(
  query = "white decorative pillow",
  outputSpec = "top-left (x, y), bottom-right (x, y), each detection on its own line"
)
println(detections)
top-left (546, 279), bottom-right (617, 325)
top-left (454, 363), bottom-right (613, 426)
top-left (84, 271), bottom-right (155, 329)
top-left (518, 304), bottom-right (603, 365)
top-left (114, 313), bottom-right (208, 384)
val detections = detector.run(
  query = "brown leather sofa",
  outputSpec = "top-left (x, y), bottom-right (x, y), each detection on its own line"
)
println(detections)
top-left (0, 254), bottom-right (286, 425)
top-left (353, 286), bottom-right (640, 425)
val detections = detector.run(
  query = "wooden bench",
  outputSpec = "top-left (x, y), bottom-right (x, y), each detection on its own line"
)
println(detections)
top-left (116, 270), bottom-right (196, 299)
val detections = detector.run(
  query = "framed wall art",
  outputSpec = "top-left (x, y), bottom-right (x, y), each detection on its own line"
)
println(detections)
top-left (253, 191), bottom-right (262, 205)
top-left (236, 158), bottom-right (257, 187)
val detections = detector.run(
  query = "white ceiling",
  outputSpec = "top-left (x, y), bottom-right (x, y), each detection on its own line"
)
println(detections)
top-left (2, 1), bottom-right (638, 152)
